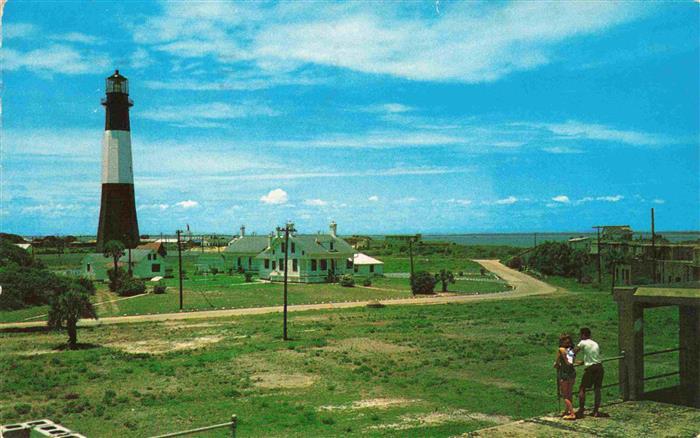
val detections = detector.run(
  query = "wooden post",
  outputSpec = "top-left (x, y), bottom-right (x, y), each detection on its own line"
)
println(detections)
top-left (230, 414), bottom-right (238, 437)
top-left (177, 230), bottom-right (183, 311)
top-left (679, 305), bottom-right (700, 407)
top-left (614, 287), bottom-right (644, 400)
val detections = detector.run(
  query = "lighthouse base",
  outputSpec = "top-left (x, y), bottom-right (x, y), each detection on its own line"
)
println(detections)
top-left (96, 183), bottom-right (140, 251)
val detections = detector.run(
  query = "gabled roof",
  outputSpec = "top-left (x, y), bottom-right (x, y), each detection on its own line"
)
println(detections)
top-left (351, 253), bottom-right (384, 265)
top-left (224, 236), bottom-right (270, 254)
top-left (137, 241), bottom-right (167, 256)
top-left (82, 248), bottom-right (155, 266)
top-left (256, 234), bottom-right (355, 258)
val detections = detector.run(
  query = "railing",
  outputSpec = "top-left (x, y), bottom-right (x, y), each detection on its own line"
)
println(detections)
top-left (148, 415), bottom-right (237, 438)
top-left (555, 347), bottom-right (682, 402)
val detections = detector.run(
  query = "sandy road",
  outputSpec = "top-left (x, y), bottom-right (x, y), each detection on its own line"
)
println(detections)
top-left (0, 261), bottom-right (558, 329)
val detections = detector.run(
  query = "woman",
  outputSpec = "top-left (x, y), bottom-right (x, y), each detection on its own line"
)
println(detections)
top-left (554, 333), bottom-right (577, 420)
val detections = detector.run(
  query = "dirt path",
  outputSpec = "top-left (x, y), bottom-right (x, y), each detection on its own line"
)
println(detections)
top-left (0, 261), bottom-right (558, 329)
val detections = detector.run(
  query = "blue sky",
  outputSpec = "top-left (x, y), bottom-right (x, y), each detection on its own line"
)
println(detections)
top-left (2, 1), bottom-right (698, 236)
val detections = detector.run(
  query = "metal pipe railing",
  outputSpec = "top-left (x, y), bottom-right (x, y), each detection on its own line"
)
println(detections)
top-left (642, 347), bottom-right (681, 357)
top-left (148, 415), bottom-right (237, 438)
top-left (643, 371), bottom-right (680, 382)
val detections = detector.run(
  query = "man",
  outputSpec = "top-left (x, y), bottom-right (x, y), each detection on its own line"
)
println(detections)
top-left (574, 327), bottom-right (604, 418)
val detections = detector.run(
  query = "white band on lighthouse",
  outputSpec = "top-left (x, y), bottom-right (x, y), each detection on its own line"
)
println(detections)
top-left (101, 130), bottom-right (134, 184)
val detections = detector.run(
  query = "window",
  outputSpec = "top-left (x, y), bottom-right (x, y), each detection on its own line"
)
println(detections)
top-left (279, 259), bottom-right (284, 270)
top-left (272, 261), bottom-right (276, 270)
top-left (346, 259), bottom-right (353, 269)
top-left (311, 259), bottom-right (317, 271)
top-left (248, 257), bottom-right (252, 268)
top-left (370, 265), bottom-right (375, 273)
top-left (87, 263), bottom-right (91, 272)
top-left (293, 259), bottom-right (298, 272)
top-left (291, 243), bottom-right (296, 254)
top-left (147, 254), bottom-right (151, 260)
top-left (330, 242), bottom-right (334, 250)
top-left (152, 264), bottom-right (161, 273)
top-left (264, 259), bottom-right (270, 269)
top-left (281, 243), bottom-right (286, 253)
top-left (320, 259), bottom-right (327, 271)
top-left (354, 266), bottom-right (358, 273)
top-left (153, 254), bottom-right (157, 260)
top-left (237, 257), bottom-right (241, 267)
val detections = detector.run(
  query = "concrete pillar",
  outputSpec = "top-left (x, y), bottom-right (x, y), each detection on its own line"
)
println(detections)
top-left (679, 305), bottom-right (700, 407)
top-left (614, 288), bottom-right (645, 400)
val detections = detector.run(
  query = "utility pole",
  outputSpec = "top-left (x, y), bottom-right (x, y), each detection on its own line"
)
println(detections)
top-left (276, 222), bottom-right (296, 341)
top-left (593, 226), bottom-right (603, 286)
top-left (408, 236), bottom-right (415, 289)
top-left (177, 229), bottom-right (184, 311)
top-left (651, 208), bottom-right (656, 283)
top-left (533, 232), bottom-right (537, 248)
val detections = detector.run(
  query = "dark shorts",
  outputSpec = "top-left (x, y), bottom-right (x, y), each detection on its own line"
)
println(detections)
top-left (580, 363), bottom-right (604, 389)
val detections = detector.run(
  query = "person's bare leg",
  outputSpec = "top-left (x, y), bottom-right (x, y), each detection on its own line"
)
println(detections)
top-left (593, 386), bottom-right (601, 415)
top-left (577, 387), bottom-right (586, 417)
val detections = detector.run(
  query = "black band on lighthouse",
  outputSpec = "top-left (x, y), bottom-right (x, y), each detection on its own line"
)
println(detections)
top-left (103, 93), bottom-right (132, 131)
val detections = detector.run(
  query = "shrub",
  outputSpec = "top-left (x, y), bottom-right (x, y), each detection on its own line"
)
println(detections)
top-left (0, 264), bottom-right (66, 310)
top-left (362, 277), bottom-right (372, 287)
top-left (14, 403), bottom-right (32, 416)
top-left (117, 277), bottom-right (146, 297)
top-left (506, 256), bottom-right (524, 271)
top-left (340, 274), bottom-right (355, 287)
top-left (107, 268), bottom-right (128, 292)
top-left (152, 280), bottom-right (167, 294)
top-left (244, 272), bottom-right (254, 282)
top-left (411, 271), bottom-right (437, 294)
top-left (210, 267), bottom-right (219, 275)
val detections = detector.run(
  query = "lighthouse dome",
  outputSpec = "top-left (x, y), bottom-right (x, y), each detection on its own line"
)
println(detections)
top-left (106, 70), bottom-right (129, 94)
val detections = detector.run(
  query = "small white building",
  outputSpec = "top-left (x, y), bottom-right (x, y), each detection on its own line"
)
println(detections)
top-left (351, 253), bottom-right (384, 277)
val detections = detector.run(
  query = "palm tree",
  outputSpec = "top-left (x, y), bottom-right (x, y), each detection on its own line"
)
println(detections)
top-left (103, 240), bottom-right (125, 273)
top-left (47, 283), bottom-right (98, 349)
top-left (435, 269), bottom-right (456, 292)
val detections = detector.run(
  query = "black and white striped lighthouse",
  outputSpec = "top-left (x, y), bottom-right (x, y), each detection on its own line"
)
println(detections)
top-left (96, 70), bottom-right (140, 251)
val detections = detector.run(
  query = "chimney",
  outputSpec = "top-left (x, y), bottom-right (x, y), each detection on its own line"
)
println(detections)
top-left (240, 225), bottom-right (246, 237)
top-left (329, 221), bottom-right (337, 237)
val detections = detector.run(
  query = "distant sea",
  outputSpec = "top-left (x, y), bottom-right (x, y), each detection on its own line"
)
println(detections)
top-left (423, 232), bottom-right (700, 247)
top-left (373, 232), bottom-right (700, 248)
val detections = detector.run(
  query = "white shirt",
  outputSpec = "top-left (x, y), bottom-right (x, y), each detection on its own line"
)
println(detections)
top-left (577, 339), bottom-right (601, 367)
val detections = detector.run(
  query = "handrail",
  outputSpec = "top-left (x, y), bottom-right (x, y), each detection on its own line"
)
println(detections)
top-left (148, 415), bottom-right (237, 438)
top-left (642, 347), bottom-right (681, 357)
top-left (643, 371), bottom-right (680, 382)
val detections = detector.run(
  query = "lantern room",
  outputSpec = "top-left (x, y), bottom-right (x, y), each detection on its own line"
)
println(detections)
top-left (106, 70), bottom-right (129, 95)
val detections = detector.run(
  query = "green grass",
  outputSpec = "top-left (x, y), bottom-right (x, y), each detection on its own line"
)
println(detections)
top-left (378, 255), bottom-right (484, 274)
top-left (0, 281), bottom-right (682, 437)
top-left (36, 253), bottom-right (86, 272)
top-left (370, 276), bottom-right (509, 294)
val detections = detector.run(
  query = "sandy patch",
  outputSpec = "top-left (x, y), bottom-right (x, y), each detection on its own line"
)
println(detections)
top-left (109, 335), bottom-right (223, 354)
top-left (369, 409), bottom-right (511, 431)
top-left (325, 337), bottom-right (413, 354)
top-left (292, 314), bottom-right (332, 322)
top-left (163, 321), bottom-right (227, 329)
top-left (319, 398), bottom-right (420, 411)
top-left (252, 372), bottom-right (317, 389)
top-left (8, 349), bottom-right (58, 356)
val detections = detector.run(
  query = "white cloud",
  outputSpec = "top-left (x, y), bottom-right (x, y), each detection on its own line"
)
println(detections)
top-left (541, 120), bottom-right (661, 146)
top-left (3, 23), bottom-right (37, 39)
top-left (652, 199), bottom-right (665, 204)
top-left (132, 2), bottom-right (644, 84)
top-left (140, 102), bottom-right (280, 127)
top-left (175, 200), bottom-right (199, 209)
top-left (597, 195), bottom-right (624, 202)
top-left (130, 47), bottom-right (153, 69)
top-left (494, 196), bottom-right (518, 205)
top-left (303, 199), bottom-right (328, 206)
top-left (447, 199), bottom-right (472, 206)
top-left (140, 203), bottom-right (170, 211)
top-left (52, 32), bottom-right (101, 44)
top-left (552, 195), bottom-right (571, 203)
top-left (368, 195), bottom-right (379, 202)
top-left (541, 146), bottom-right (584, 154)
top-left (260, 189), bottom-right (288, 205)
top-left (2, 44), bottom-right (110, 75)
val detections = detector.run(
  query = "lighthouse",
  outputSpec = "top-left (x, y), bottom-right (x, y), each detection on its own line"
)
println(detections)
top-left (96, 70), bottom-right (140, 251)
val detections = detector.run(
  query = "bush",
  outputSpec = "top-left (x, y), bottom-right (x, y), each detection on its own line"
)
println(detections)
top-left (107, 268), bottom-right (128, 292)
top-left (0, 264), bottom-right (68, 310)
top-left (506, 256), bottom-right (524, 271)
top-left (244, 272), bottom-right (254, 282)
top-left (152, 280), bottom-right (167, 294)
top-left (411, 271), bottom-right (437, 294)
top-left (210, 267), bottom-right (219, 275)
top-left (362, 277), bottom-right (372, 287)
top-left (340, 274), bottom-right (355, 287)
top-left (117, 277), bottom-right (146, 297)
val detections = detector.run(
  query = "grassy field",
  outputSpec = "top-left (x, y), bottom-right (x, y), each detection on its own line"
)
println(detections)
top-left (0, 280), bottom-right (684, 437)
top-left (0, 273), bottom-right (508, 323)
top-left (374, 255), bottom-right (485, 274)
